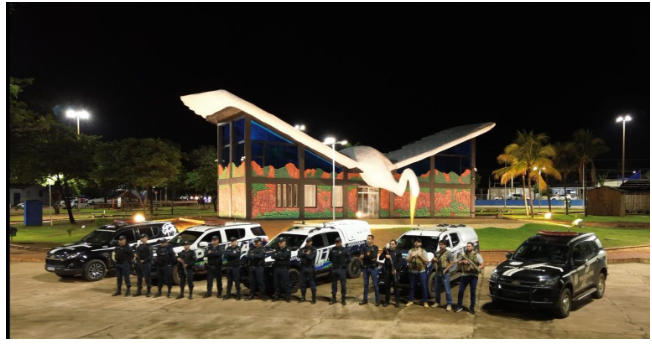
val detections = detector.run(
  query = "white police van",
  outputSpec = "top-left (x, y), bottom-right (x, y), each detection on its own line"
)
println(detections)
top-left (241, 220), bottom-right (372, 293)
top-left (378, 223), bottom-right (479, 298)
top-left (153, 222), bottom-right (268, 284)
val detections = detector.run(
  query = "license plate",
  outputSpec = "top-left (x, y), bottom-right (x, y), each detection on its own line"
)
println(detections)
top-left (46, 266), bottom-right (55, 271)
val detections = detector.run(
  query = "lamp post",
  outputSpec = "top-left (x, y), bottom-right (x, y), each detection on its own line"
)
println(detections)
top-left (323, 137), bottom-right (347, 220)
top-left (616, 115), bottom-right (632, 185)
top-left (294, 124), bottom-right (306, 131)
top-left (66, 109), bottom-right (90, 135)
top-left (533, 166), bottom-right (545, 213)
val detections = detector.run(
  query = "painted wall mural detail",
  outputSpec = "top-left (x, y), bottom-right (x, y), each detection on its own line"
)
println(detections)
top-left (251, 161), bottom-right (300, 179)
top-left (218, 184), bottom-right (230, 217)
top-left (347, 186), bottom-right (357, 218)
top-left (218, 164), bottom-right (229, 180)
top-left (232, 162), bottom-right (245, 178)
top-left (393, 188), bottom-right (430, 217)
top-left (434, 169), bottom-right (472, 184)
top-left (347, 172), bottom-right (364, 181)
top-left (231, 183), bottom-right (245, 218)
top-left (304, 185), bottom-right (343, 219)
top-left (251, 183), bottom-right (299, 219)
top-left (434, 188), bottom-right (471, 217)
top-left (380, 189), bottom-right (390, 217)
top-left (305, 169), bottom-right (345, 180)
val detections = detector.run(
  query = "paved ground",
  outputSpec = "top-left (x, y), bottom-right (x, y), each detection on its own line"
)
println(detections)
top-left (9, 262), bottom-right (649, 339)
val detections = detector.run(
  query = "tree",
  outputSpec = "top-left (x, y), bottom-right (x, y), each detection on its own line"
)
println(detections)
top-left (186, 146), bottom-right (218, 212)
top-left (493, 130), bottom-right (560, 218)
top-left (93, 138), bottom-right (183, 215)
top-left (573, 129), bottom-right (609, 216)
top-left (553, 142), bottom-right (578, 215)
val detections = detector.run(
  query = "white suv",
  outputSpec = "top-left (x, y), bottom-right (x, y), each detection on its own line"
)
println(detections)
top-left (241, 220), bottom-right (372, 294)
top-left (157, 222), bottom-right (268, 284)
top-left (378, 224), bottom-right (480, 299)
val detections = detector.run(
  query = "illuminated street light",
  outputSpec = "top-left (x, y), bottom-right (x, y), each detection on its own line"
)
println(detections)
top-left (66, 109), bottom-right (91, 135)
top-left (616, 115), bottom-right (632, 185)
top-left (323, 137), bottom-right (348, 220)
top-left (294, 124), bottom-right (306, 131)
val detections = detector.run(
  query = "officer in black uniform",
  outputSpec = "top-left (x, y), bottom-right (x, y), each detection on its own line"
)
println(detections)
top-left (297, 237), bottom-right (317, 304)
top-left (360, 234), bottom-right (380, 306)
top-left (112, 235), bottom-right (134, 297)
top-left (382, 239), bottom-right (402, 307)
top-left (246, 237), bottom-right (267, 301)
top-left (203, 235), bottom-right (224, 298)
top-left (223, 237), bottom-right (242, 300)
top-left (176, 241), bottom-right (196, 299)
top-left (133, 234), bottom-right (153, 297)
top-left (271, 237), bottom-right (291, 303)
top-left (154, 238), bottom-right (175, 298)
top-left (328, 237), bottom-right (351, 305)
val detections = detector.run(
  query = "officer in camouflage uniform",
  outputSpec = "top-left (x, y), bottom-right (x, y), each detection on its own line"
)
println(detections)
top-left (297, 237), bottom-right (317, 304)
top-left (246, 237), bottom-right (267, 301)
top-left (112, 235), bottom-right (133, 297)
top-left (203, 235), bottom-right (224, 298)
top-left (328, 237), bottom-right (351, 306)
top-left (176, 241), bottom-right (196, 299)
top-left (154, 238), bottom-right (175, 298)
top-left (432, 239), bottom-right (455, 311)
top-left (133, 234), bottom-right (153, 297)
top-left (455, 242), bottom-right (484, 314)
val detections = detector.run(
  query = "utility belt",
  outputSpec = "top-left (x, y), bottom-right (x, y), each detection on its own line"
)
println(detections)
top-left (250, 264), bottom-right (264, 268)
top-left (362, 264), bottom-right (377, 269)
top-left (332, 265), bottom-right (347, 270)
top-left (301, 265), bottom-right (315, 269)
top-left (115, 261), bottom-right (130, 265)
top-left (274, 265), bottom-right (289, 269)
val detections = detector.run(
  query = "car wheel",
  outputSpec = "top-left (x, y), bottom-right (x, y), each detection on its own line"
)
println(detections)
top-left (288, 268), bottom-right (300, 294)
top-left (592, 273), bottom-right (606, 299)
top-left (347, 257), bottom-right (362, 279)
top-left (426, 271), bottom-right (437, 299)
top-left (554, 287), bottom-right (572, 318)
top-left (171, 266), bottom-right (181, 285)
top-left (82, 260), bottom-right (107, 281)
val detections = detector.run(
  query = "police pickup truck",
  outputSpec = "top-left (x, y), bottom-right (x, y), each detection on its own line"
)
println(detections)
top-left (488, 231), bottom-right (608, 318)
top-left (240, 220), bottom-right (371, 294)
top-left (153, 222), bottom-right (268, 285)
top-left (377, 224), bottom-right (479, 299)
top-left (45, 221), bottom-right (178, 281)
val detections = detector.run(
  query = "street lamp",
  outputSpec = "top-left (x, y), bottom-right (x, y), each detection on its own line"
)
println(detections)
top-left (294, 124), bottom-right (306, 131)
top-left (616, 115), bottom-right (632, 185)
top-left (533, 166), bottom-right (545, 213)
top-left (323, 137), bottom-right (347, 220)
top-left (66, 109), bottom-right (90, 135)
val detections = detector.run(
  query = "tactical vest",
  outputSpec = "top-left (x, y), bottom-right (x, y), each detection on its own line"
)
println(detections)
top-left (460, 251), bottom-right (479, 273)
top-left (409, 248), bottom-right (426, 272)
top-left (436, 249), bottom-right (451, 270)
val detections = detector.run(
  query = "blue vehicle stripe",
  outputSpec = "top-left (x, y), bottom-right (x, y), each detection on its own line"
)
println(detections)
top-left (315, 261), bottom-right (332, 271)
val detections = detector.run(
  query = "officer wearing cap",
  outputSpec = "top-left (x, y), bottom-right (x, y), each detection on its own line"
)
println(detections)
top-left (245, 237), bottom-right (267, 301)
top-left (176, 240), bottom-right (196, 299)
top-left (271, 236), bottom-right (291, 303)
top-left (133, 234), bottom-right (153, 297)
top-left (297, 237), bottom-right (317, 304)
top-left (223, 236), bottom-right (242, 300)
top-left (328, 237), bottom-right (351, 305)
top-left (112, 235), bottom-right (134, 297)
top-left (204, 235), bottom-right (224, 298)
top-left (154, 238), bottom-right (175, 298)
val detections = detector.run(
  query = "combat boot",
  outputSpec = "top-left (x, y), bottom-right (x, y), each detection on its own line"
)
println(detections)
top-left (271, 296), bottom-right (280, 302)
top-left (236, 293), bottom-right (241, 301)
top-left (298, 296), bottom-right (306, 303)
top-left (245, 295), bottom-right (254, 301)
top-left (146, 287), bottom-right (152, 297)
top-left (203, 292), bottom-right (212, 298)
top-left (285, 295), bottom-right (291, 303)
top-left (133, 288), bottom-right (142, 297)
top-left (154, 290), bottom-right (162, 298)
top-left (176, 287), bottom-right (185, 299)
top-left (311, 294), bottom-right (317, 305)
top-left (167, 288), bottom-right (172, 298)
top-left (124, 288), bottom-right (131, 297)
top-left (112, 287), bottom-right (121, 296)
top-left (188, 288), bottom-right (193, 300)
top-left (329, 295), bottom-right (337, 305)
top-left (217, 290), bottom-right (223, 298)
top-left (262, 295), bottom-right (269, 302)
top-left (341, 296), bottom-right (347, 306)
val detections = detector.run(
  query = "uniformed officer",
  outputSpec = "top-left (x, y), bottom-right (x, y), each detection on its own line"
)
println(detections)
top-left (382, 239), bottom-right (401, 307)
top-left (154, 238), bottom-right (175, 298)
top-left (455, 242), bottom-right (484, 314)
top-left (432, 239), bottom-right (455, 311)
top-left (133, 234), bottom-right (153, 297)
top-left (246, 237), bottom-right (267, 301)
top-left (297, 237), bottom-right (317, 304)
top-left (176, 241), bottom-right (196, 299)
top-left (203, 235), bottom-right (224, 298)
top-left (360, 234), bottom-right (380, 306)
top-left (223, 237), bottom-right (242, 300)
top-left (112, 235), bottom-right (134, 297)
top-left (328, 237), bottom-right (351, 305)
top-left (271, 237), bottom-right (291, 303)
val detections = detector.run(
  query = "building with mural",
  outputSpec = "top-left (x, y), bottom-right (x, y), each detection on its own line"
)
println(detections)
top-left (181, 90), bottom-right (494, 220)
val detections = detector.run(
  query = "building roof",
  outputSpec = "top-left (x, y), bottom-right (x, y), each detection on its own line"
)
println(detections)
top-left (619, 179), bottom-right (650, 192)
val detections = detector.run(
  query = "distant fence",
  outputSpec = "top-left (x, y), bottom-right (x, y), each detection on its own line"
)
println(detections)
top-left (475, 200), bottom-right (585, 207)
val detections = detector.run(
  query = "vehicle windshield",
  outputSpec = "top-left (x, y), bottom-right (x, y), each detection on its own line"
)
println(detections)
top-left (81, 229), bottom-right (116, 244)
top-left (266, 234), bottom-right (307, 250)
top-left (396, 236), bottom-right (439, 252)
top-left (512, 243), bottom-right (569, 264)
top-left (168, 230), bottom-right (204, 245)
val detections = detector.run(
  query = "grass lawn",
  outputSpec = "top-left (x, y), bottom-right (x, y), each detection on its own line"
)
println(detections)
top-left (476, 223), bottom-right (650, 250)
top-left (504, 213), bottom-right (649, 224)
top-left (9, 205), bottom-right (218, 223)
top-left (11, 222), bottom-right (99, 245)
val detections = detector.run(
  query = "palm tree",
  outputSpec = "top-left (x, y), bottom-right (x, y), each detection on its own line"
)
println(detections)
top-left (573, 129), bottom-right (609, 216)
top-left (493, 130), bottom-right (560, 218)
top-left (553, 142), bottom-right (578, 215)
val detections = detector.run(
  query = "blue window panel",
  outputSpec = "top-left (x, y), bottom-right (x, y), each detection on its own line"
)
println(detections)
top-left (221, 147), bottom-right (231, 166)
top-left (252, 142), bottom-right (264, 158)
top-left (251, 120), bottom-right (293, 144)
top-left (219, 124), bottom-right (230, 148)
top-left (263, 144), bottom-right (298, 168)
top-left (439, 140), bottom-right (471, 156)
top-left (235, 143), bottom-right (245, 164)
top-left (234, 118), bottom-right (245, 143)
top-left (435, 156), bottom-right (462, 174)
top-left (305, 149), bottom-right (342, 173)
top-left (397, 156), bottom-right (430, 176)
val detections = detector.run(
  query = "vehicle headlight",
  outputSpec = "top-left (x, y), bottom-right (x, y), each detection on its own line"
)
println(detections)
top-left (64, 252), bottom-right (82, 260)
top-left (490, 269), bottom-right (499, 280)
top-left (539, 277), bottom-right (558, 286)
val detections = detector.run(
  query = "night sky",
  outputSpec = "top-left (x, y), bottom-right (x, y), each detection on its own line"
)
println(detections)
top-left (9, 3), bottom-right (650, 184)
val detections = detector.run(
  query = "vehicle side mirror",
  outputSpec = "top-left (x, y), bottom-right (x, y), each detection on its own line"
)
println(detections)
top-left (110, 240), bottom-right (119, 247)
top-left (574, 258), bottom-right (586, 265)
top-left (505, 252), bottom-right (512, 259)
top-left (198, 242), bottom-right (208, 248)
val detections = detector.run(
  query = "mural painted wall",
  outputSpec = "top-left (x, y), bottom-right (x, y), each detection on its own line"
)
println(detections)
top-left (232, 162), bottom-right (245, 178)
top-left (434, 188), bottom-right (471, 217)
top-left (218, 184), bottom-right (230, 217)
top-left (305, 170), bottom-right (344, 180)
top-left (434, 169), bottom-right (472, 184)
top-left (231, 183), bottom-right (246, 218)
top-left (251, 183), bottom-right (299, 219)
top-left (347, 186), bottom-right (357, 218)
top-left (347, 172), bottom-right (363, 181)
top-left (218, 164), bottom-right (229, 180)
top-left (393, 188), bottom-right (431, 217)
top-left (251, 161), bottom-right (300, 179)
top-left (305, 185), bottom-right (343, 219)
top-left (380, 189), bottom-right (390, 217)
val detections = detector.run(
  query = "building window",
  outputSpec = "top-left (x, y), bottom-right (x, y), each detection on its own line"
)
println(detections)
top-left (333, 186), bottom-right (343, 208)
top-left (304, 185), bottom-right (317, 207)
top-left (277, 184), bottom-right (298, 208)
